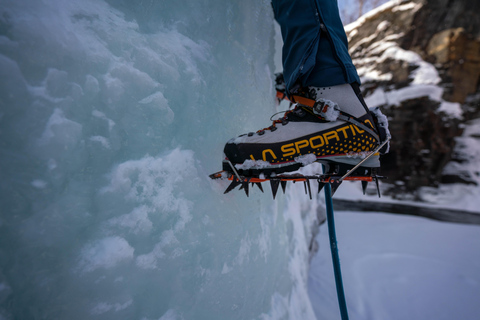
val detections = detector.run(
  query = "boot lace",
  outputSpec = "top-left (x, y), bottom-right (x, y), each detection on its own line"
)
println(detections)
top-left (255, 107), bottom-right (296, 135)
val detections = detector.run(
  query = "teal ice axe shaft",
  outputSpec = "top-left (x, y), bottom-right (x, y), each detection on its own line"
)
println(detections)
top-left (324, 177), bottom-right (349, 320)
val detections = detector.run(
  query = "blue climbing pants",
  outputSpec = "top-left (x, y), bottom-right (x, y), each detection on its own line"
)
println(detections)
top-left (272, 0), bottom-right (360, 95)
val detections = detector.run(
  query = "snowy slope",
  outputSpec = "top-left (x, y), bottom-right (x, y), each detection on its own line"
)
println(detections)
top-left (309, 211), bottom-right (480, 320)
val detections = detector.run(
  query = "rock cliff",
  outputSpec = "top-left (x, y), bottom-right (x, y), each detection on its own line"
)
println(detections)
top-left (346, 0), bottom-right (480, 194)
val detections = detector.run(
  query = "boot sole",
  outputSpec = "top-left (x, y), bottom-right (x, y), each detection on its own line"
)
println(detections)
top-left (223, 153), bottom-right (380, 177)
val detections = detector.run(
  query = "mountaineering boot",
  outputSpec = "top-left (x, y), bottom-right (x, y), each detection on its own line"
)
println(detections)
top-left (223, 82), bottom-right (390, 177)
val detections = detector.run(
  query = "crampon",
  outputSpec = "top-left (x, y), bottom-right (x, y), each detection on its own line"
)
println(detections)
top-left (209, 139), bottom-right (389, 199)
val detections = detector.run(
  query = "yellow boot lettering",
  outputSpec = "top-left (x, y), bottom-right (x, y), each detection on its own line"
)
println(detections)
top-left (281, 143), bottom-right (296, 157)
top-left (323, 131), bottom-right (340, 144)
top-left (336, 126), bottom-right (350, 139)
top-left (309, 135), bottom-right (325, 149)
top-left (353, 125), bottom-right (365, 134)
top-left (365, 119), bottom-right (374, 129)
top-left (295, 140), bottom-right (309, 153)
top-left (349, 125), bottom-right (357, 136)
top-left (262, 149), bottom-right (277, 161)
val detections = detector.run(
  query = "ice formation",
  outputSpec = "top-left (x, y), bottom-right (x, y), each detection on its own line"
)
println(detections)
top-left (0, 1), bottom-right (320, 319)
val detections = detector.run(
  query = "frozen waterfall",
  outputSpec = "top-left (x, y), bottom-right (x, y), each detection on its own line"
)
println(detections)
top-left (0, 1), bottom-right (322, 319)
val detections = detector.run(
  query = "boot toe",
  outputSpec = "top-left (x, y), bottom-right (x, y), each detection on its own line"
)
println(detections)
top-left (224, 140), bottom-right (246, 164)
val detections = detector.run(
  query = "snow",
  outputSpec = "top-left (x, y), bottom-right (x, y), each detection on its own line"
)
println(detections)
top-left (311, 97), bottom-right (340, 121)
top-left (309, 211), bottom-right (480, 320)
top-left (354, 26), bottom-right (462, 119)
top-left (334, 174), bottom-right (480, 216)
top-left (366, 85), bottom-right (447, 107)
top-left (370, 107), bottom-right (390, 136)
top-left (438, 101), bottom-right (463, 119)
top-left (295, 153), bottom-right (317, 166)
top-left (347, 0), bottom-right (463, 121)
top-left (235, 159), bottom-right (272, 170)
top-left (377, 47), bottom-right (440, 85)
top-left (344, 0), bottom-right (421, 34)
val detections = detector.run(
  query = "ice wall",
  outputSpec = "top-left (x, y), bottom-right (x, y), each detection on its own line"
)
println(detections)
top-left (0, 1), bottom-right (321, 319)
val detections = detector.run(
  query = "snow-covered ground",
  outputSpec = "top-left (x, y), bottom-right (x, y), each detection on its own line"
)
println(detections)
top-left (309, 210), bottom-right (480, 320)
top-left (334, 178), bottom-right (480, 216)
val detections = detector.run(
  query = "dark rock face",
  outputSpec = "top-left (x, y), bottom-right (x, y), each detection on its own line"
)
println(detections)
top-left (403, 0), bottom-right (480, 103)
top-left (346, 0), bottom-right (480, 193)
top-left (382, 97), bottom-right (462, 189)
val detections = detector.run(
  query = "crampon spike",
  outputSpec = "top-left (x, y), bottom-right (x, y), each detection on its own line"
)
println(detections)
top-left (270, 180), bottom-right (280, 199)
top-left (305, 180), bottom-right (312, 200)
top-left (317, 181), bottom-right (326, 194)
top-left (212, 168), bottom-right (386, 200)
top-left (329, 178), bottom-right (342, 196)
top-left (374, 177), bottom-right (381, 198)
top-left (224, 179), bottom-right (241, 194)
top-left (255, 182), bottom-right (264, 193)
top-left (361, 181), bottom-right (368, 195)
top-left (240, 178), bottom-right (250, 197)
top-left (281, 181), bottom-right (287, 194)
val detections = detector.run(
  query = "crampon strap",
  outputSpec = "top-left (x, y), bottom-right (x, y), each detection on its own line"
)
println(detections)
top-left (290, 95), bottom-right (381, 144)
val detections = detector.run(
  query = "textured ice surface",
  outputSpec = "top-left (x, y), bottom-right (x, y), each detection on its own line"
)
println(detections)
top-left (0, 0), bottom-right (320, 319)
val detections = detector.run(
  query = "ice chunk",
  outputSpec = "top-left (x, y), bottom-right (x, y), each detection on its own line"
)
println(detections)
top-left (78, 236), bottom-right (134, 272)
top-left (107, 205), bottom-right (153, 235)
top-left (84, 74), bottom-right (100, 95)
top-left (45, 68), bottom-right (70, 98)
top-left (138, 92), bottom-right (174, 125)
top-left (31, 180), bottom-right (47, 189)
top-left (91, 299), bottom-right (133, 315)
top-left (89, 135), bottom-right (111, 149)
top-left (92, 110), bottom-right (115, 132)
top-left (38, 108), bottom-right (83, 150)
top-left (159, 309), bottom-right (180, 320)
